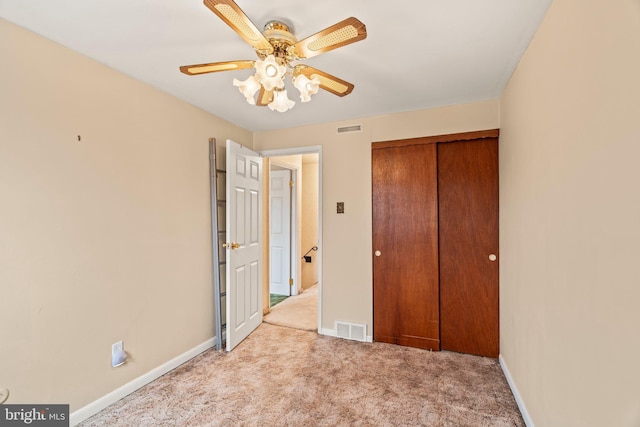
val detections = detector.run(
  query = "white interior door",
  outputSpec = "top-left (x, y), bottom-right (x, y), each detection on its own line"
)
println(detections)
top-left (269, 169), bottom-right (292, 296)
top-left (226, 140), bottom-right (262, 351)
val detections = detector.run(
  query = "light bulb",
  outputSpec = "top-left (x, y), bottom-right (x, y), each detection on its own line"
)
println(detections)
top-left (254, 55), bottom-right (286, 91)
top-left (265, 64), bottom-right (278, 78)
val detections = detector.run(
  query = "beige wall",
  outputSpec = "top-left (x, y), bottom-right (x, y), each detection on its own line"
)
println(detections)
top-left (301, 155), bottom-right (319, 290)
top-left (0, 18), bottom-right (251, 411)
top-left (253, 100), bottom-right (499, 334)
top-left (499, 0), bottom-right (640, 425)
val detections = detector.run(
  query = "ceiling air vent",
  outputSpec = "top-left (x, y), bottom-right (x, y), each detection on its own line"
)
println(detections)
top-left (337, 124), bottom-right (362, 134)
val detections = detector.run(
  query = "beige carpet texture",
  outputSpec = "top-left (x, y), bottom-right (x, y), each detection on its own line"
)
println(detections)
top-left (264, 285), bottom-right (318, 331)
top-left (79, 324), bottom-right (524, 426)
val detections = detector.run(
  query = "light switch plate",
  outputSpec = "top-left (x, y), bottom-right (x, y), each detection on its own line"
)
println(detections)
top-left (337, 202), bottom-right (344, 214)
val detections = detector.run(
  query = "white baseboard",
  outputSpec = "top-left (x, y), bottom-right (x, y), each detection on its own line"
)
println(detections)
top-left (319, 327), bottom-right (336, 338)
top-left (318, 328), bottom-right (338, 337)
top-left (499, 355), bottom-right (534, 427)
top-left (70, 337), bottom-right (216, 426)
top-left (319, 327), bottom-right (373, 343)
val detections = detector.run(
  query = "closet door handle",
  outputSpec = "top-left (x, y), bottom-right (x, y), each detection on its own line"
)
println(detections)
top-left (489, 254), bottom-right (497, 261)
top-left (374, 250), bottom-right (382, 257)
top-left (223, 242), bottom-right (240, 250)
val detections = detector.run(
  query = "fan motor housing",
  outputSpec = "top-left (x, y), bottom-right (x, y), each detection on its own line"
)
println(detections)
top-left (262, 21), bottom-right (298, 62)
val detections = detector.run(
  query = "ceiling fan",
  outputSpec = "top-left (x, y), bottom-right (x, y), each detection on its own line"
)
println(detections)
top-left (179, 0), bottom-right (367, 112)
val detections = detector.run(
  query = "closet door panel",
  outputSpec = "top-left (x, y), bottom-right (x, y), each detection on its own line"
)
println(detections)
top-left (372, 143), bottom-right (440, 350)
top-left (438, 138), bottom-right (499, 357)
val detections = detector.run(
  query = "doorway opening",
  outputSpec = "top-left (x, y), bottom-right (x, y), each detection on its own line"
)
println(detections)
top-left (260, 146), bottom-right (322, 332)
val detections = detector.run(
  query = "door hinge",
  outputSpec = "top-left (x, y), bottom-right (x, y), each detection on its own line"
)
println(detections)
top-left (289, 278), bottom-right (294, 286)
top-left (289, 180), bottom-right (294, 188)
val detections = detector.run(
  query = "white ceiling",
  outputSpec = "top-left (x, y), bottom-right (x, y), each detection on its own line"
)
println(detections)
top-left (0, 0), bottom-right (552, 132)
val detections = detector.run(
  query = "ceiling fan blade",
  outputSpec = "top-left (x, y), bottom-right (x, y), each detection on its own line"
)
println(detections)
top-left (203, 0), bottom-right (274, 54)
top-left (291, 17), bottom-right (367, 59)
top-left (294, 65), bottom-right (355, 97)
top-left (256, 87), bottom-right (274, 106)
top-left (179, 60), bottom-right (255, 75)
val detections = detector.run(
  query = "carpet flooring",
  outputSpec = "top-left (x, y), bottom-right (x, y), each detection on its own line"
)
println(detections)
top-left (264, 285), bottom-right (318, 331)
top-left (79, 323), bottom-right (524, 426)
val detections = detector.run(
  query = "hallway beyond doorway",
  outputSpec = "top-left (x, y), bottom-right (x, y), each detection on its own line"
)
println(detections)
top-left (264, 285), bottom-right (318, 331)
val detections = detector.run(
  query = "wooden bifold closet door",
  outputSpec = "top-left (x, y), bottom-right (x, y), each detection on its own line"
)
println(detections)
top-left (372, 130), bottom-right (499, 358)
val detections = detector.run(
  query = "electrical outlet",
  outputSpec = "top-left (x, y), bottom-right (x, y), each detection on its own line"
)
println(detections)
top-left (111, 341), bottom-right (126, 367)
top-left (0, 387), bottom-right (9, 404)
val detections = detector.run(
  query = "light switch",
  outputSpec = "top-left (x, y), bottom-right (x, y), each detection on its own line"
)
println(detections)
top-left (337, 202), bottom-right (344, 214)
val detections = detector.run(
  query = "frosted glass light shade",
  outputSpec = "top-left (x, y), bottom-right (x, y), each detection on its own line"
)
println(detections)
top-left (254, 55), bottom-right (286, 91)
top-left (268, 89), bottom-right (295, 112)
top-left (293, 74), bottom-right (321, 102)
top-left (233, 75), bottom-right (261, 105)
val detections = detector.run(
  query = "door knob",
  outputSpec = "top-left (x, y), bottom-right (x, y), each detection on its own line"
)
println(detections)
top-left (374, 250), bottom-right (382, 257)
top-left (223, 242), bottom-right (240, 250)
top-left (489, 254), bottom-right (497, 261)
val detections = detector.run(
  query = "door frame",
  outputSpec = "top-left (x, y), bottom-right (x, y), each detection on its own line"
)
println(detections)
top-left (259, 146), bottom-right (323, 332)
top-left (268, 161), bottom-right (297, 296)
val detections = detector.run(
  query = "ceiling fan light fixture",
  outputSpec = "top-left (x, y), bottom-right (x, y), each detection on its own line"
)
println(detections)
top-left (233, 75), bottom-right (261, 104)
top-left (293, 74), bottom-right (321, 102)
top-left (268, 89), bottom-right (295, 112)
top-left (254, 55), bottom-right (286, 91)
top-left (182, 2), bottom-right (367, 113)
